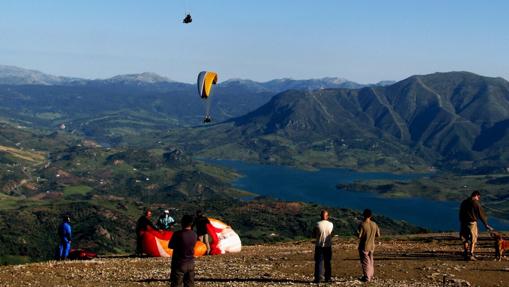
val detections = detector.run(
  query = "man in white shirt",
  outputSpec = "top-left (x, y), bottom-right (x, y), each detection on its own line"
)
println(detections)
top-left (313, 210), bottom-right (334, 283)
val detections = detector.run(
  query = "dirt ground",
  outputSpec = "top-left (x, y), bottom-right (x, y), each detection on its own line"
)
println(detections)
top-left (1, 233), bottom-right (508, 287)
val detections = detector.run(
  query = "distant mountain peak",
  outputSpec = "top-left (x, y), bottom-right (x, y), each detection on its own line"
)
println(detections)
top-left (221, 78), bottom-right (259, 85)
top-left (105, 72), bottom-right (173, 84)
top-left (0, 65), bottom-right (69, 85)
top-left (317, 77), bottom-right (350, 83)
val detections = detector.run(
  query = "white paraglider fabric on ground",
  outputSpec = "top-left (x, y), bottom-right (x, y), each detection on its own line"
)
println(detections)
top-left (208, 218), bottom-right (242, 254)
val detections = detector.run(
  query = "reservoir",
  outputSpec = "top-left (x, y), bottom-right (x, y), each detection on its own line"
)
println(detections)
top-left (209, 160), bottom-right (509, 231)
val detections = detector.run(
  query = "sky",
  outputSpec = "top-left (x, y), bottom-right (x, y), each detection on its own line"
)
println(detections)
top-left (1, 0), bottom-right (508, 83)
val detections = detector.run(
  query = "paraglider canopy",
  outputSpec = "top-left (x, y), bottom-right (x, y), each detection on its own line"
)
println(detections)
top-left (139, 218), bottom-right (241, 257)
top-left (197, 71), bottom-right (218, 123)
top-left (197, 71), bottom-right (218, 99)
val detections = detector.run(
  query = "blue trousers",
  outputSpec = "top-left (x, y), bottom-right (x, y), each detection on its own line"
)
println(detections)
top-left (59, 241), bottom-right (71, 260)
top-left (314, 246), bottom-right (332, 282)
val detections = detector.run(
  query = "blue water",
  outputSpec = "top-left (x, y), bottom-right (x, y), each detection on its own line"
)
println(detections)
top-left (208, 160), bottom-right (509, 231)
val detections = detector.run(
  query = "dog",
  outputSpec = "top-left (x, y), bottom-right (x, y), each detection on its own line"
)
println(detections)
top-left (491, 231), bottom-right (509, 261)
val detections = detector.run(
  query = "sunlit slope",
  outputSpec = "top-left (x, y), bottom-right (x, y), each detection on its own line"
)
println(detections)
top-left (0, 145), bottom-right (46, 164)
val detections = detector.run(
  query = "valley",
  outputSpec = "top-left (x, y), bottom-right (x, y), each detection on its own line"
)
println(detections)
top-left (1, 67), bottom-right (509, 268)
top-left (0, 122), bottom-right (422, 265)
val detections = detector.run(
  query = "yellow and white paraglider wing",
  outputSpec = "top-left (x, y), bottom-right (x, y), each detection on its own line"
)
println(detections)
top-left (197, 71), bottom-right (218, 99)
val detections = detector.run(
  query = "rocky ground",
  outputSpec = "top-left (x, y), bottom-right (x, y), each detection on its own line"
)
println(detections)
top-left (1, 233), bottom-right (508, 287)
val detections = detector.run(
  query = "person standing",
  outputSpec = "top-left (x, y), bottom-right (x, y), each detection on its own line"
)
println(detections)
top-left (157, 209), bottom-right (176, 231)
top-left (194, 210), bottom-right (211, 255)
top-left (169, 214), bottom-right (197, 287)
top-left (135, 209), bottom-right (159, 256)
top-left (459, 190), bottom-right (493, 260)
top-left (357, 209), bottom-right (380, 282)
top-left (58, 214), bottom-right (72, 260)
top-left (313, 210), bottom-right (333, 283)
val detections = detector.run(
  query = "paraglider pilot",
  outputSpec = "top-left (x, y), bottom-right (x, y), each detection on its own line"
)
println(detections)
top-left (203, 116), bottom-right (211, 123)
top-left (136, 209), bottom-right (159, 256)
top-left (58, 214), bottom-right (72, 260)
top-left (194, 210), bottom-right (211, 255)
top-left (183, 14), bottom-right (192, 24)
top-left (157, 209), bottom-right (176, 231)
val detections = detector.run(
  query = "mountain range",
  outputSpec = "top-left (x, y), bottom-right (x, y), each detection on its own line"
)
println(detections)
top-left (170, 72), bottom-right (509, 172)
top-left (0, 65), bottom-right (379, 140)
top-left (2, 65), bottom-right (509, 171)
top-left (0, 64), bottom-right (373, 90)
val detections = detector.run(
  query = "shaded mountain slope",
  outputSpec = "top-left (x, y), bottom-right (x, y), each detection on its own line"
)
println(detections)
top-left (171, 89), bottom-right (426, 171)
top-left (378, 72), bottom-right (509, 159)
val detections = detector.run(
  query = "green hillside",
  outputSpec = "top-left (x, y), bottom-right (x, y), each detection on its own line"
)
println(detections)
top-left (0, 123), bottom-right (423, 264)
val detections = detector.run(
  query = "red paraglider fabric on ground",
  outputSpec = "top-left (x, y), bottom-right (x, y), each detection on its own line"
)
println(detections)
top-left (206, 223), bottom-right (223, 255)
top-left (68, 249), bottom-right (97, 260)
top-left (141, 226), bottom-right (207, 257)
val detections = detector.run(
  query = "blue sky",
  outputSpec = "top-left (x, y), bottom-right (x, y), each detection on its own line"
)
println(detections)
top-left (1, 0), bottom-right (508, 83)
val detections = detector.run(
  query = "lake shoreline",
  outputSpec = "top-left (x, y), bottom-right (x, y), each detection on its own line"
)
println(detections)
top-left (206, 159), bottom-right (509, 231)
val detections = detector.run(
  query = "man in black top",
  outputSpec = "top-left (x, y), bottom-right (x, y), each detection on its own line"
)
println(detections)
top-left (169, 214), bottom-right (197, 287)
top-left (135, 209), bottom-right (159, 256)
top-left (194, 210), bottom-right (211, 255)
top-left (459, 191), bottom-right (493, 260)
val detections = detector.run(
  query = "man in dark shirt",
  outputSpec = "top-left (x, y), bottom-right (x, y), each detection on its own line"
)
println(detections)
top-left (194, 210), bottom-right (211, 255)
top-left (135, 209), bottom-right (159, 256)
top-left (459, 191), bottom-right (493, 260)
top-left (169, 214), bottom-right (197, 287)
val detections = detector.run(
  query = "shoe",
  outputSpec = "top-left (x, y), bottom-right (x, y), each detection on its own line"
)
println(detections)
top-left (468, 255), bottom-right (478, 261)
top-left (358, 276), bottom-right (369, 282)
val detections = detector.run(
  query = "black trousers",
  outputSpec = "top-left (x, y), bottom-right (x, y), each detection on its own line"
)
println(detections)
top-left (136, 235), bottom-right (142, 255)
top-left (314, 246), bottom-right (332, 282)
top-left (170, 261), bottom-right (195, 287)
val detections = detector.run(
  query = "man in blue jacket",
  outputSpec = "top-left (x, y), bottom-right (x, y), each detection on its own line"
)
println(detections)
top-left (58, 214), bottom-right (72, 260)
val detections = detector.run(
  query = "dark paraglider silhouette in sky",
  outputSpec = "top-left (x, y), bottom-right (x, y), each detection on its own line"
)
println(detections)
top-left (183, 14), bottom-right (192, 24)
